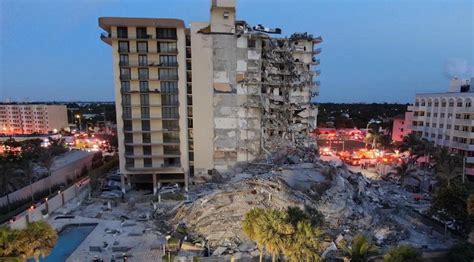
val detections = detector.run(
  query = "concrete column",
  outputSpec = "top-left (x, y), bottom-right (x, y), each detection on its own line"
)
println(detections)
top-left (153, 174), bottom-right (158, 195)
top-left (184, 171), bottom-right (189, 192)
top-left (121, 174), bottom-right (126, 194)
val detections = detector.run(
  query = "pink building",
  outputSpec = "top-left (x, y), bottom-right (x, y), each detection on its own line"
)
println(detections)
top-left (391, 112), bottom-right (413, 142)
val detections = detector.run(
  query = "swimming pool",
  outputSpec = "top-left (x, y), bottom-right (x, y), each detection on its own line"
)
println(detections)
top-left (33, 223), bottom-right (97, 262)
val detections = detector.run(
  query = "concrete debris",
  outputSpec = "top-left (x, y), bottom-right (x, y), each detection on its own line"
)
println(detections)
top-left (159, 149), bottom-right (455, 259)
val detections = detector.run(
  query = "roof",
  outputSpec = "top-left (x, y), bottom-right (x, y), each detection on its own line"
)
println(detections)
top-left (98, 17), bottom-right (185, 32)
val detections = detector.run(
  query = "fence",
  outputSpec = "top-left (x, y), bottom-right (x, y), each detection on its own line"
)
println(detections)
top-left (7, 177), bottom-right (90, 230)
top-left (0, 151), bottom-right (94, 208)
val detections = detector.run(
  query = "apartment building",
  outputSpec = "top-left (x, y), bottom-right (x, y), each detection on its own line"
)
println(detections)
top-left (0, 103), bottom-right (68, 135)
top-left (391, 112), bottom-right (413, 142)
top-left (408, 77), bottom-right (474, 177)
top-left (99, 0), bottom-right (322, 190)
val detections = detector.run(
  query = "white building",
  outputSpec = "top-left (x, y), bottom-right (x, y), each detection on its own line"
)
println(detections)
top-left (0, 103), bottom-right (68, 135)
top-left (408, 77), bottom-right (474, 177)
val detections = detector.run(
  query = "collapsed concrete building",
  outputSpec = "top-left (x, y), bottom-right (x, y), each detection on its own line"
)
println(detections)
top-left (99, 0), bottom-right (322, 189)
top-left (192, 0), bottom-right (322, 179)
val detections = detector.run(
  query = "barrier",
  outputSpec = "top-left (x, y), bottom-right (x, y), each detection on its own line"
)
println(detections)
top-left (5, 177), bottom-right (90, 230)
top-left (0, 151), bottom-right (94, 208)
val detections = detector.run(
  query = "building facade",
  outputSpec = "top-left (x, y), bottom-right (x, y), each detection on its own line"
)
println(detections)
top-left (99, 0), bottom-right (322, 190)
top-left (408, 78), bottom-right (474, 177)
top-left (391, 112), bottom-right (413, 142)
top-left (0, 104), bottom-right (68, 135)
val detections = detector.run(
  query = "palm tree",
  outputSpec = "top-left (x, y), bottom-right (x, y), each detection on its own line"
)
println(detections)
top-left (365, 128), bottom-right (381, 150)
top-left (343, 235), bottom-right (378, 262)
top-left (21, 159), bottom-right (36, 203)
top-left (242, 208), bottom-right (266, 262)
top-left (398, 133), bottom-right (422, 154)
top-left (258, 209), bottom-right (292, 262)
top-left (395, 161), bottom-right (414, 185)
top-left (383, 245), bottom-right (422, 262)
top-left (436, 154), bottom-right (462, 187)
top-left (283, 221), bottom-right (322, 262)
top-left (39, 150), bottom-right (54, 196)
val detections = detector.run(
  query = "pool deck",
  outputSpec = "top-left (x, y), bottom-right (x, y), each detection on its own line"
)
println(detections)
top-left (48, 197), bottom-right (165, 261)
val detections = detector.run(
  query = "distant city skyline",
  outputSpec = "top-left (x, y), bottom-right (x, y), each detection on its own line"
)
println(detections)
top-left (1, 0), bottom-right (472, 103)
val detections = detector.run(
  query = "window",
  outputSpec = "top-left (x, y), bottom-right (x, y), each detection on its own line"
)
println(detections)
top-left (431, 123), bottom-right (436, 127)
top-left (456, 114), bottom-right (461, 119)
top-left (438, 134), bottom-right (442, 139)
top-left (142, 133), bottom-right (151, 143)
top-left (117, 27), bottom-right (128, 38)
top-left (163, 120), bottom-right (179, 130)
top-left (143, 145), bottom-right (152, 155)
top-left (159, 68), bottom-right (178, 80)
top-left (121, 81), bottom-right (130, 92)
top-left (186, 35), bottom-right (191, 46)
top-left (142, 120), bottom-right (150, 131)
top-left (188, 118), bottom-right (193, 128)
top-left (136, 27), bottom-right (148, 39)
top-left (158, 42), bottom-right (177, 53)
top-left (433, 113), bottom-right (438, 117)
top-left (124, 133), bottom-right (133, 143)
top-left (462, 126), bottom-right (469, 132)
top-left (248, 39), bottom-right (256, 48)
top-left (164, 157), bottom-right (180, 167)
top-left (449, 101), bottom-right (454, 107)
top-left (440, 113), bottom-right (445, 118)
top-left (139, 55), bottom-right (148, 66)
top-left (124, 120), bottom-right (132, 131)
top-left (137, 41), bottom-right (148, 53)
top-left (445, 135), bottom-right (450, 140)
top-left (163, 131), bottom-right (180, 143)
top-left (123, 106), bottom-right (131, 118)
top-left (139, 68), bottom-right (149, 80)
top-left (164, 145), bottom-right (180, 155)
top-left (143, 158), bottom-right (152, 167)
top-left (125, 158), bottom-right (134, 168)
top-left (441, 102), bottom-right (446, 107)
top-left (160, 55), bottom-right (177, 66)
top-left (448, 113), bottom-right (453, 119)
top-left (141, 107), bottom-right (150, 118)
top-left (122, 94), bottom-right (131, 105)
top-left (157, 28), bottom-right (177, 39)
top-left (447, 124), bottom-right (451, 129)
top-left (140, 94), bottom-right (149, 105)
top-left (439, 124), bottom-right (444, 128)
top-left (125, 146), bottom-right (134, 154)
top-left (467, 101), bottom-right (472, 107)
top-left (186, 60), bottom-right (191, 71)
top-left (120, 54), bottom-right (129, 66)
top-left (457, 101), bottom-right (463, 107)
top-left (162, 107), bottom-right (179, 118)
top-left (119, 41), bottom-right (129, 52)
top-left (139, 81), bottom-right (149, 92)
top-left (428, 102), bottom-right (432, 106)
top-left (161, 82), bottom-right (178, 93)
top-left (454, 125), bottom-right (460, 130)
top-left (427, 112), bottom-right (431, 117)
top-left (162, 94), bottom-right (178, 105)
top-left (434, 102), bottom-right (439, 107)
top-left (464, 114), bottom-right (470, 120)
top-left (120, 68), bottom-right (130, 80)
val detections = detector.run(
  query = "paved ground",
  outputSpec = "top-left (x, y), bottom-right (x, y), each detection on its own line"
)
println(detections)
top-left (48, 193), bottom-right (166, 262)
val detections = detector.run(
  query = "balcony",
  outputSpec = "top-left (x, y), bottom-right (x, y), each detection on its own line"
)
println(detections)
top-left (313, 48), bottom-right (322, 55)
top-left (124, 141), bottom-right (179, 146)
top-left (100, 33), bottom-right (111, 44)
top-left (312, 36), bottom-right (323, 44)
top-left (454, 119), bottom-right (474, 126)
top-left (120, 75), bottom-right (131, 80)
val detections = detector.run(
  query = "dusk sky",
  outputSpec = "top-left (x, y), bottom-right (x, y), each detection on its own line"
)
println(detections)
top-left (0, 0), bottom-right (472, 103)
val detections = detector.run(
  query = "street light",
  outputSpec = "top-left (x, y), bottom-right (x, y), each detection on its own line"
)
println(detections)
top-left (365, 119), bottom-right (381, 148)
top-left (75, 114), bottom-right (82, 131)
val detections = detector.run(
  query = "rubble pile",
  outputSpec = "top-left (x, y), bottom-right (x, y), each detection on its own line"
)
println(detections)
top-left (171, 173), bottom-right (312, 254)
top-left (164, 151), bottom-right (455, 257)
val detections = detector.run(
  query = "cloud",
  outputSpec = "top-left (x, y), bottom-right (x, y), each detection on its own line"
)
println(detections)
top-left (444, 58), bottom-right (474, 79)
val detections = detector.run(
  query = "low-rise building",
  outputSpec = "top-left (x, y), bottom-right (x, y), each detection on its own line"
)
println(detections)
top-left (0, 103), bottom-right (68, 135)
top-left (391, 112), bottom-right (413, 142)
top-left (408, 77), bottom-right (474, 177)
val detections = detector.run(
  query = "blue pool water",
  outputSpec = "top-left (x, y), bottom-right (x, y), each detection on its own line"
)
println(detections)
top-left (32, 223), bottom-right (97, 262)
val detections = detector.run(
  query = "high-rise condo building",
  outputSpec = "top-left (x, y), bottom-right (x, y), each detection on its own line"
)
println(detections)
top-left (99, 0), bottom-right (322, 191)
